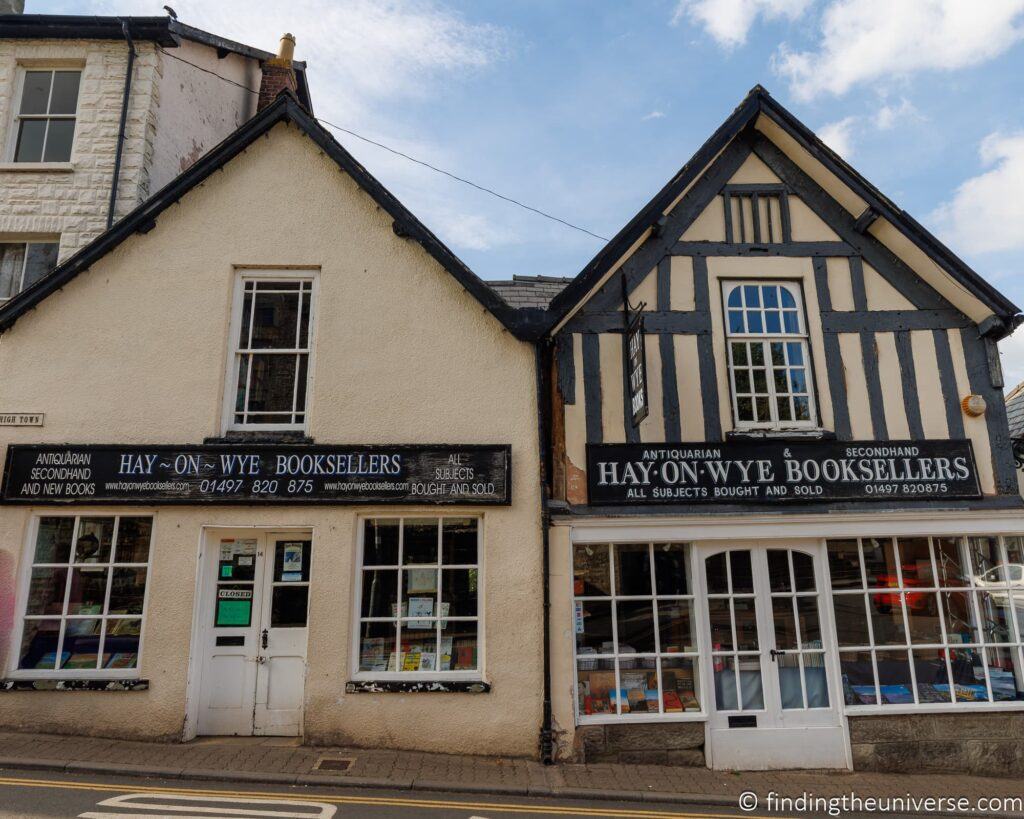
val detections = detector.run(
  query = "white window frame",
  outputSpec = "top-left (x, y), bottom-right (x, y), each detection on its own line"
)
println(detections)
top-left (828, 534), bottom-right (1024, 715)
top-left (222, 268), bottom-right (318, 433)
top-left (571, 540), bottom-right (708, 724)
top-left (350, 515), bottom-right (485, 682)
top-left (7, 513), bottom-right (156, 680)
top-left (0, 238), bottom-right (60, 301)
top-left (722, 279), bottom-right (818, 431)
top-left (5, 66), bottom-right (82, 164)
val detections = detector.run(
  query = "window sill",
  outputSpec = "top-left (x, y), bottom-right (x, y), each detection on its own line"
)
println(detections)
top-left (1, 678), bottom-right (148, 692)
top-left (0, 162), bottom-right (74, 173)
top-left (346, 679), bottom-right (489, 694)
top-left (726, 428), bottom-right (834, 441)
top-left (206, 431), bottom-right (314, 445)
top-left (845, 701), bottom-right (1024, 716)
top-left (578, 712), bottom-right (707, 725)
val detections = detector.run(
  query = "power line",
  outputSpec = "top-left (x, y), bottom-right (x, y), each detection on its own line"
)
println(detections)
top-left (156, 46), bottom-right (609, 242)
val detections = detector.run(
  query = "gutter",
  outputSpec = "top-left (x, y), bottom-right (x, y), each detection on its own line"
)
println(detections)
top-left (107, 19), bottom-right (136, 229)
top-left (535, 341), bottom-right (555, 764)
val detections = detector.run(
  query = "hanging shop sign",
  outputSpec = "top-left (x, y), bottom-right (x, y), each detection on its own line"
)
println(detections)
top-left (626, 312), bottom-right (649, 428)
top-left (1, 444), bottom-right (511, 505)
top-left (587, 439), bottom-right (981, 504)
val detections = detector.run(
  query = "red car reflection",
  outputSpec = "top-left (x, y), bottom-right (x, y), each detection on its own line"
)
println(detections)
top-left (872, 564), bottom-right (934, 613)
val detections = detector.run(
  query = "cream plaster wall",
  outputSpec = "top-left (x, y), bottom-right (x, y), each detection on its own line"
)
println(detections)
top-left (638, 333), bottom-right (664, 443)
top-left (0, 123), bottom-right (543, 756)
top-left (598, 333), bottom-right (626, 444)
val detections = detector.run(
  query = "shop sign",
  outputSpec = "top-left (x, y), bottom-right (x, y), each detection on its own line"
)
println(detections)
top-left (587, 439), bottom-right (981, 504)
top-left (1, 444), bottom-right (511, 505)
top-left (0, 412), bottom-right (43, 426)
top-left (626, 312), bottom-right (649, 428)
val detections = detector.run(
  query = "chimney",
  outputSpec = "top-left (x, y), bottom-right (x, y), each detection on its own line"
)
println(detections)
top-left (257, 33), bottom-right (298, 112)
top-left (0, 0), bottom-right (25, 13)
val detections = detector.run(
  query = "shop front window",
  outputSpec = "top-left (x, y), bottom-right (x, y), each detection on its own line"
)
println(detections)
top-left (828, 536), bottom-right (1024, 708)
top-left (573, 542), bottom-right (701, 719)
top-left (15, 516), bottom-right (152, 676)
top-left (355, 517), bottom-right (479, 676)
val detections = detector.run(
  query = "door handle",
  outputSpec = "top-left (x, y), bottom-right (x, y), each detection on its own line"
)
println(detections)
top-left (769, 649), bottom-right (787, 662)
top-left (255, 655), bottom-right (266, 665)
top-left (261, 628), bottom-right (268, 650)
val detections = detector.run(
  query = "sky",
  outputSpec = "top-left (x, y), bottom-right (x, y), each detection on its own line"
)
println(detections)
top-left (32, 0), bottom-right (1024, 386)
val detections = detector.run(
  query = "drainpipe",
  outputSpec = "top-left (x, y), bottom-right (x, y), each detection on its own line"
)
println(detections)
top-left (535, 340), bottom-right (555, 764)
top-left (107, 19), bottom-right (136, 229)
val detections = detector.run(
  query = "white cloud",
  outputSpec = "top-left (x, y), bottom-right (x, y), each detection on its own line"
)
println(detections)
top-left (672, 0), bottom-right (813, 48)
top-left (429, 211), bottom-right (518, 252)
top-left (1000, 330), bottom-right (1024, 393)
top-left (931, 131), bottom-right (1024, 255)
top-left (642, 110), bottom-right (666, 120)
top-left (873, 97), bottom-right (919, 131)
top-left (817, 116), bottom-right (857, 158)
top-left (774, 0), bottom-right (1024, 100)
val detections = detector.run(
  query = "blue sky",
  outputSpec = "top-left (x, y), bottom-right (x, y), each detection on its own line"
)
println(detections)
top-left (34, 0), bottom-right (1024, 384)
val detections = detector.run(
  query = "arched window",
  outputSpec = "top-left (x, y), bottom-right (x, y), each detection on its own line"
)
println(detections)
top-left (722, 281), bottom-right (816, 429)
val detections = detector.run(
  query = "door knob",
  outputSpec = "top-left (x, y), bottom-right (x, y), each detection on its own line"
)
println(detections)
top-left (261, 628), bottom-right (268, 649)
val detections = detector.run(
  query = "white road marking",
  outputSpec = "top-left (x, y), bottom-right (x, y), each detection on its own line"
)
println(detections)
top-left (78, 791), bottom-right (337, 818)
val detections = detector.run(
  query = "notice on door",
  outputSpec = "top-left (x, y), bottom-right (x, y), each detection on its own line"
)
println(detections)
top-left (1, 444), bottom-right (511, 505)
top-left (216, 587), bottom-right (253, 627)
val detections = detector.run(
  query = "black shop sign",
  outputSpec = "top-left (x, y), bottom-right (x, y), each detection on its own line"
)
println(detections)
top-left (1, 444), bottom-right (511, 505)
top-left (587, 439), bottom-right (981, 505)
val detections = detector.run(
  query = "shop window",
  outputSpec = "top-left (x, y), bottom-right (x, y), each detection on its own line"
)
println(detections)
top-left (14, 516), bottom-right (153, 676)
top-left (10, 69), bottom-right (80, 163)
top-left (0, 241), bottom-right (59, 300)
top-left (573, 542), bottom-right (700, 719)
top-left (828, 536), bottom-right (1024, 708)
top-left (355, 517), bottom-right (480, 677)
top-left (227, 273), bottom-right (315, 430)
top-left (722, 281), bottom-right (817, 430)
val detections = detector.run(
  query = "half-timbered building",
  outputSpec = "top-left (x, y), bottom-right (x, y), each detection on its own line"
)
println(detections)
top-left (543, 86), bottom-right (1024, 774)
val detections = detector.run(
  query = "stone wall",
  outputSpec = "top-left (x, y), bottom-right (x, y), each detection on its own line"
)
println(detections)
top-left (574, 723), bottom-right (705, 766)
top-left (850, 713), bottom-right (1024, 777)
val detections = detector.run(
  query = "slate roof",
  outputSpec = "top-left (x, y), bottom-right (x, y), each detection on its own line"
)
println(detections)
top-left (490, 275), bottom-right (573, 309)
top-left (1006, 382), bottom-right (1024, 440)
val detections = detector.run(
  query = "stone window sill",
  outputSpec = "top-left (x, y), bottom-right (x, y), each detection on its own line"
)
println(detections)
top-left (0, 162), bottom-right (74, 173)
top-left (726, 428), bottom-right (835, 441)
top-left (1, 678), bottom-right (148, 691)
top-left (346, 679), bottom-right (489, 694)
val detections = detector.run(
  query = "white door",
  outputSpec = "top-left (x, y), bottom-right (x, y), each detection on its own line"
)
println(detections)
top-left (700, 542), bottom-right (848, 770)
top-left (194, 530), bottom-right (311, 737)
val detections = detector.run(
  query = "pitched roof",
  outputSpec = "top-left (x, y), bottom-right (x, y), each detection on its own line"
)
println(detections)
top-left (0, 14), bottom-right (312, 110)
top-left (0, 92), bottom-right (532, 339)
top-left (546, 85), bottom-right (1021, 336)
top-left (1007, 382), bottom-right (1024, 440)
top-left (491, 275), bottom-right (573, 309)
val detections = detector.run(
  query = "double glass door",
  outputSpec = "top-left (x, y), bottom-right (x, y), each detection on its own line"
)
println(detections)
top-left (701, 543), bottom-right (848, 769)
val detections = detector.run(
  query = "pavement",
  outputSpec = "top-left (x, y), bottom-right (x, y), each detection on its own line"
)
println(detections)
top-left (0, 731), bottom-right (1023, 815)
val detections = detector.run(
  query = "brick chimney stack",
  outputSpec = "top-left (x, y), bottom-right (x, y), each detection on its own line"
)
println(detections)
top-left (257, 33), bottom-right (298, 112)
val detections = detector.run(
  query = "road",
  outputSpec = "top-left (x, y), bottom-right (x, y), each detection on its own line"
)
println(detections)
top-left (0, 769), bottom-right (927, 818)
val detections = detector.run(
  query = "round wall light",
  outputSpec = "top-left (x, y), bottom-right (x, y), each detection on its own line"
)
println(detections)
top-left (961, 394), bottom-right (987, 417)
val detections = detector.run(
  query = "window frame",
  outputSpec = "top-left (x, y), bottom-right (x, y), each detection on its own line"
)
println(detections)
top-left (8, 513), bottom-right (156, 680)
top-left (827, 534), bottom-right (1024, 715)
top-left (0, 239), bottom-right (60, 301)
top-left (350, 515), bottom-right (485, 682)
top-left (571, 540), bottom-right (707, 724)
top-left (721, 279), bottom-right (819, 431)
top-left (6, 66), bottom-right (82, 164)
top-left (222, 268), bottom-right (319, 433)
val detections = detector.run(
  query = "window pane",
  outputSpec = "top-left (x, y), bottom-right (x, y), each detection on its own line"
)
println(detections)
top-left (731, 341), bottom-right (748, 365)
top-left (114, 517), bottom-right (152, 563)
top-left (442, 619), bottom-right (477, 670)
top-left (20, 71), bottom-right (52, 114)
top-left (576, 600), bottom-right (613, 651)
top-left (730, 550), bottom-right (753, 593)
top-left (898, 538), bottom-right (934, 586)
top-left (797, 596), bottom-right (822, 647)
top-left (403, 519), bottom-right (438, 564)
top-left (250, 290), bottom-right (301, 348)
top-left (42, 119), bottom-right (75, 162)
top-left (15, 119), bottom-right (45, 162)
top-left (869, 592), bottom-right (907, 645)
top-left (708, 598), bottom-right (733, 651)
top-left (705, 552), bottom-right (728, 594)
top-left (578, 660), bottom-right (614, 715)
top-left (20, 241), bottom-right (57, 290)
top-left (942, 590), bottom-right (980, 644)
top-left (574, 544), bottom-right (611, 596)
top-left (62, 618), bottom-right (102, 669)
top-left (714, 656), bottom-right (739, 711)
top-left (968, 536), bottom-right (1002, 582)
top-left (442, 518), bottom-right (477, 564)
top-left (875, 650), bottom-right (914, 705)
top-left (913, 649), bottom-right (952, 703)
top-left (773, 597), bottom-right (797, 650)
top-left (245, 354), bottom-right (297, 414)
top-left (360, 569), bottom-right (398, 618)
top-left (25, 567), bottom-right (67, 615)
top-left (49, 71), bottom-right (80, 114)
top-left (863, 537), bottom-right (899, 587)
top-left (950, 647), bottom-right (988, 702)
top-left (403, 568), bottom-right (437, 610)
top-left (33, 517), bottom-right (74, 564)
top-left (653, 543), bottom-right (689, 595)
top-left (441, 568), bottom-right (477, 617)
top-left (294, 354), bottom-right (309, 414)
top-left (935, 537), bottom-right (971, 587)
top-left (662, 656), bottom-right (700, 712)
top-left (399, 624), bottom-right (437, 671)
top-left (832, 594), bottom-right (870, 646)
top-left (827, 539), bottom-right (863, 589)
top-left (793, 552), bottom-right (815, 591)
top-left (74, 518), bottom-right (114, 563)
top-left (777, 653), bottom-right (803, 709)
top-left (358, 621), bottom-right (395, 672)
top-left (906, 592), bottom-right (941, 644)
top-left (615, 543), bottom-right (651, 596)
top-left (616, 599), bottom-right (656, 652)
top-left (271, 586), bottom-right (308, 627)
top-left (103, 618), bottom-right (141, 669)
top-left (618, 664), bottom-right (660, 714)
top-left (18, 619), bottom-right (62, 669)
top-left (767, 550), bottom-right (791, 592)
top-left (734, 598), bottom-right (758, 650)
top-left (66, 567), bottom-right (108, 614)
top-left (0, 242), bottom-right (26, 298)
top-left (977, 590), bottom-right (1014, 643)
top-left (364, 519), bottom-right (399, 565)
top-left (986, 646), bottom-right (1024, 701)
top-left (657, 600), bottom-right (694, 651)
top-left (108, 567), bottom-right (146, 615)
top-left (840, 650), bottom-right (876, 704)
